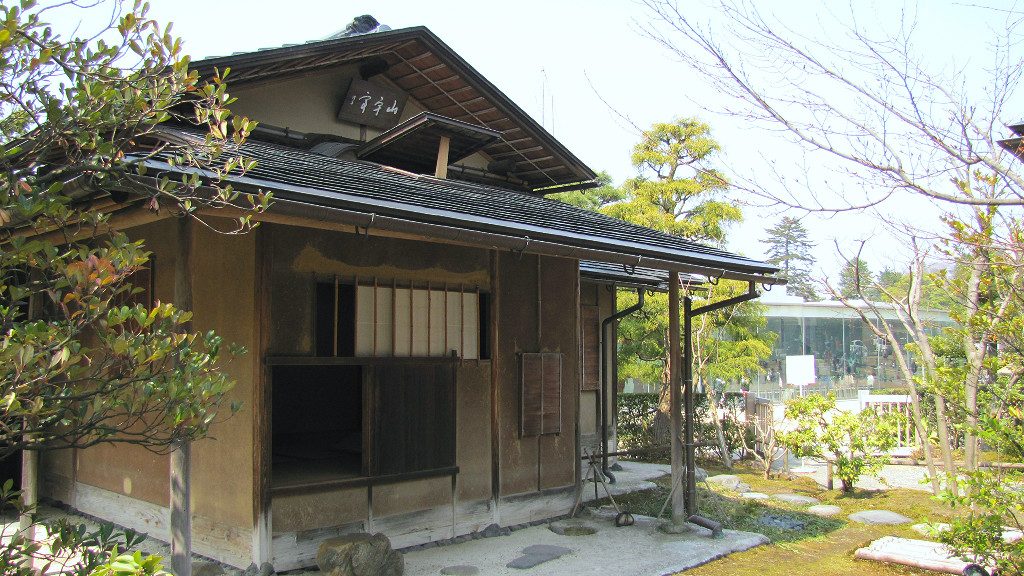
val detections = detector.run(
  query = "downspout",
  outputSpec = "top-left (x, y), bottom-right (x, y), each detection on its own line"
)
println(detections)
top-left (600, 288), bottom-right (645, 483)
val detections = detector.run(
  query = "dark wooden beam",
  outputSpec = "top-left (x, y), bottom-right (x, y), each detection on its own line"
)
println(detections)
top-left (171, 217), bottom-right (194, 576)
top-left (252, 225), bottom-right (273, 565)
top-left (668, 272), bottom-right (684, 524)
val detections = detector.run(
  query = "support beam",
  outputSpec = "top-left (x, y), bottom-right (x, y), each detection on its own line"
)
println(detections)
top-left (19, 433), bottom-right (39, 549)
top-left (252, 226), bottom-right (273, 565)
top-left (683, 296), bottom-right (696, 516)
top-left (668, 272), bottom-right (684, 524)
top-left (682, 281), bottom-right (760, 517)
top-left (171, 217), bottom-right (193, 576)
top-left (435, 135), bottom-right (451, 179)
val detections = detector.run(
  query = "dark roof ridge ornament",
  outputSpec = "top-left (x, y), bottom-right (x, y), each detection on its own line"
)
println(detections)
top-left (328, 15), bottom-right (392, 39)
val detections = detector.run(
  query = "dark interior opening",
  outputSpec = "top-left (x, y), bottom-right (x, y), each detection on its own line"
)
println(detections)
top-left (0, 451), bottom-right (21, 489)
top-left (315, 282), bottom-right (355, 357)
top-left (271, 365), bottom-right (362, 486)
top-left (478, 292), bottom-right (491, 360)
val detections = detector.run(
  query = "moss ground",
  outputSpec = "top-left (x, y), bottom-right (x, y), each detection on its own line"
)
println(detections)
top-left (596, 462), bottom-right (960, 576)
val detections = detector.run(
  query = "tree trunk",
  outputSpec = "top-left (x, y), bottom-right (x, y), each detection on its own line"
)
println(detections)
top-left (713, 409), bottom-right (733, 469)
top-left (962, 251), bottom-right (986, 476)
top-left (906, 386), bottom-right (941, 495)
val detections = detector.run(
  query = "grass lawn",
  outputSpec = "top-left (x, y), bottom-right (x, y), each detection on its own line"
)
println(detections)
top-left (596, 462), bottom-right (960, 576)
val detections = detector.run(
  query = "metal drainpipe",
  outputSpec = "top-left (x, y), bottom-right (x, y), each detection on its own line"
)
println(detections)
top-left (600, 288), bottom-right (645, 483)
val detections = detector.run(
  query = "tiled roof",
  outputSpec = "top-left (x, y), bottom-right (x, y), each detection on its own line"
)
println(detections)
top-left (145, 128), bottom-right (779, 278)
top-left (189, 26), bottom-right (596, 192)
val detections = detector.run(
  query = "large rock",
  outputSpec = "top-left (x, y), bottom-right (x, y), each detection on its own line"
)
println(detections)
top-left (317, 533), bottom-right (403, 576)
top-left (192, 562), bottom-right (225, 576)
top-left (240, 562), bottom-right (274, 576)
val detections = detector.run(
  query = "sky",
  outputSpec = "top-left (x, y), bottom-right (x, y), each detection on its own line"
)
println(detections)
top-left (48, 0), bottom-right (1024, 287)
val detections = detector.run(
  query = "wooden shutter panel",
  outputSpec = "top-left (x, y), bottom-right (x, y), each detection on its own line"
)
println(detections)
top-left (521, 354), bottom-right (543, 437)
top-left (521, 352), bottom-right (563, 437)
top-left (541, 353), bottom-right (562, 435)
top-left (369, 361), bottom-right (455, 475)
top-left (581, 306), bottom-right (600, 391)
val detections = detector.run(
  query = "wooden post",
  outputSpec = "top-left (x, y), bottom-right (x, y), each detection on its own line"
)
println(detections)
top-left (435, 136), bottom-right (451, 179)
top-left (19, 435), bottom-right (40, 572)
top-left (20, 295), bottom-right (40, 569)
top-left (683, 295), bottom-right (696, 516)
top-left (171, 217), bottom-right (193, 576)
top-left (252, 226), bottom-right (273, 565)
top-left (668, 272), bottom-right (684, 525)
top-left (489, 251), bottom-right (501, 510)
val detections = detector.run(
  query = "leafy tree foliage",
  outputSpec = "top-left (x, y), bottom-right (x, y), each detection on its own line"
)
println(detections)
top-left (555, 119), bottom-right (768, 466)
top-left (643, 0), bottom-right (1024, 564)
top-left (547, 171), bottom-right (624, 211)
top-left (0, 0), bottom-right (268, 571)
top-left (762, 216), bottom-right (817, 300)
top-left (836, 257), bottom-right (877, 300)
top-left (603, 118), bottom-right (741, 245)
top-left (0, 0), bottom-right (267, 455)
top-left (778, 393), bottom-right (896, 492)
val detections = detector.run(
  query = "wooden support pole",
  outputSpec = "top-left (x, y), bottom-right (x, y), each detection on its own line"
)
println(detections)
top-left (435, 136), bottom-right (451, 179)
top-left (252, 226), bottom-right (273, 565)
top-left (171, 217), bottom-right (193, 576)
top-left (19, 431), bottom-right (39, 542)
top-left (684, 295), bottom-right (696, 516)
top-left (20, 291), bottom-right (40, 556)
top-left (668, 272), bottom-right (684, 525)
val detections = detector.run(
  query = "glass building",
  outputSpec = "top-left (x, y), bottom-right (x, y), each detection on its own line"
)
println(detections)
top-left (756, 293), bottom-right (951, 398)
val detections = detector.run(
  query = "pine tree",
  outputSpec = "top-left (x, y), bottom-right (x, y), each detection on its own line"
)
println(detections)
top-left (837, 257), bottom-right (877, 300)
top-left (762, 217), bottom-right (818, 300)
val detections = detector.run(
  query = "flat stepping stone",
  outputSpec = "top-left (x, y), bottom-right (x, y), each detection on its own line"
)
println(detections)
top-left (441, 566), bottom-right (480, 576)
top-left (706, 475), bottom-right (742, 490)
top-left (855, 536), bottom-right (980, 574)
top-left (548, 520), bottom-right (597, 536)
top-left (758, 513), bottom-right (806, 531)
top-left (771, 493), bottom-right (821, 505)
top-left (807, 505), bottom-right (842, 517)
top-left (507, 545), bottom-right (572, 569)
top-left (849, 509), bottom-right (913, 525)
top-left (740, 492), bottom-right (769, 500)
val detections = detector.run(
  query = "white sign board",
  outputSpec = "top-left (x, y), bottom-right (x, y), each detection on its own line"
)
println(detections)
top-left (785, 355), bottom-right (817, 387)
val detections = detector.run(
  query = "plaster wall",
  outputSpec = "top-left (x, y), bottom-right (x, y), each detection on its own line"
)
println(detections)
top-left (41, 217), bottom-right (259, 567)
top-left (495, 253), bottom-right (579, 496)
top-left (266, 225), bottom-right (492, 542)
top-left (229, 67), bottom-right (489, 171)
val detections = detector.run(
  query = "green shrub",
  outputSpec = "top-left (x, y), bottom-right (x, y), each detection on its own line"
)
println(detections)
top-left (777, 393), bottom-right (897, 491)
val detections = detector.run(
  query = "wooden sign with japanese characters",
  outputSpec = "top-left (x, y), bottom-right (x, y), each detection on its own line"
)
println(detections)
top-left (338, 78), bottom-right (408, 129)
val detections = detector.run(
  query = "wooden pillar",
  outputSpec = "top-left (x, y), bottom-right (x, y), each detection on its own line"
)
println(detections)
top-left (19, 431), bottom-right (39, 544)
top-left (435, 136), bottom-right (451, 179)
top-left (20, 295), bottom-right (40, 568)
top-left (668, 272), bottom-right (684, 524)
top-left (252, 226), bottom-right (273, 565)
top-left (684, 295), bottom-right (696, 516)
top-left (171, 217), bottom-right (193, 576)
top-left (489, 251), bottom-right (501, 508)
